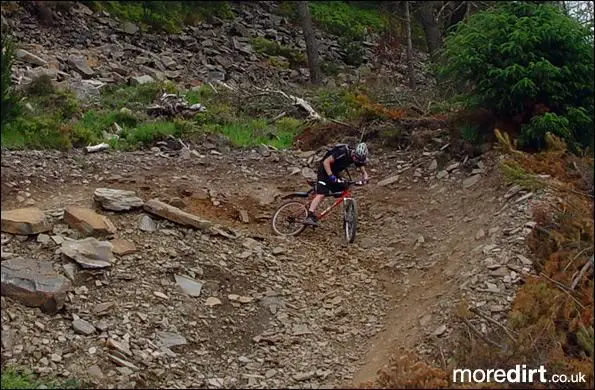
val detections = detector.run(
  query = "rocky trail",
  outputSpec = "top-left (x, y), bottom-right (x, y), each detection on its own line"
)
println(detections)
top-left (0, 142), bottom-right (541, 389)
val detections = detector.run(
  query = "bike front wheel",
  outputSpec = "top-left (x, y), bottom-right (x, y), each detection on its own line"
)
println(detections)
top-left (343, 199), bottom-right (357, 243)
top-left (271, 200), bottom-right (309, 236)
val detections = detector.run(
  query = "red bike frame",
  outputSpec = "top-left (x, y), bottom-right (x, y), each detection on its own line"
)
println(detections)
top-left (303, 180), bottom-right (353, 221)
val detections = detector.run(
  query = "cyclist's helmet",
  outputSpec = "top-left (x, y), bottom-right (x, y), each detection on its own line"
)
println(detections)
top-left (354, 142), bottom-right (369, 162)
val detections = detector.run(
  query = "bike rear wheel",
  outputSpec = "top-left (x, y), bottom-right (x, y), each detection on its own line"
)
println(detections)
top-left (343, 199), bottom-right (357, 243)
top-left (271, 200), bottom-right (309, 236)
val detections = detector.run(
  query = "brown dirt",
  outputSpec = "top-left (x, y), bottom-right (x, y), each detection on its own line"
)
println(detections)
top-left (1, 147), bottom-right (533, 388)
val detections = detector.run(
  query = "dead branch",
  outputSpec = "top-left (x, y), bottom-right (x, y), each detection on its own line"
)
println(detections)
top-left (539, 272), bottom-right (586, 309)
top-left (469, 307), bottom-right (518, 343)
top-left (563, 246), bottom-right (593, 272)
top-left (253, 86), bottom-right (322, 121)
top-left (570, 256), bottom-right (594, 291)
top-left (207, 82), bottom-right (218, 94)
top-left (267, 111), bottom-right (287, 124)
top-left (329, 119), bottom-right (357, 130)
top-left (83, 143), bottom-right (109, 153)
top-left (462, 317), bottom-right (504, 350)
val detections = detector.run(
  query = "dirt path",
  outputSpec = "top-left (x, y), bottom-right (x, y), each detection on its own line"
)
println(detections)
top-left (1, 147), bottom-right (524, 388)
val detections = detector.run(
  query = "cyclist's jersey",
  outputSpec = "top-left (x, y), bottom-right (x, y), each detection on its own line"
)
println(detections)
top-left (317, 144), bottom-right (367, 177)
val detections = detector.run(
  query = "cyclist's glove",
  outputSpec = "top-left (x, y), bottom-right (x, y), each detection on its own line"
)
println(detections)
top-left (328, 175), bottom-right (337, 183)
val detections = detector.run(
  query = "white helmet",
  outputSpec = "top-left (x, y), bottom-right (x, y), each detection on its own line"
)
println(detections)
top-left (354, 142), bottom-right (369, 160)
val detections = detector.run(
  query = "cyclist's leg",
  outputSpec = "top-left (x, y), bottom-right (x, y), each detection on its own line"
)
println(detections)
top-left (304, 174), bottom-right (328, 225)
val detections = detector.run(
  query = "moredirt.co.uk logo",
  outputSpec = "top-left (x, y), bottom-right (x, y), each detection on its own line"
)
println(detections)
top-left (452, 365), bottom-right (587, 384)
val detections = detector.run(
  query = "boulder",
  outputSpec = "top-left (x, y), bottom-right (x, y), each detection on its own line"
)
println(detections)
top-left (15, 49), bottom-right (47, 66)
top-left (67, 80), bottom-right (102, 101)
top-left (121, 21), bottom-right (139, 35)
top-left (94, 188), bottom-right (144, 211)
top-left (1, 207), bottom-right (52, 235)
top-left (129, 75), bottom-right (155, 85)
top-left (1, 257), bottom-right (71, 313)
top-left (143, 199), bottom-right (213, 231)
top-left (63, 206), bottom-right (117, 237)
top-left (61, 237), bottom-right (114, 269)
top-left (68, 55), bottom-right (94, 78)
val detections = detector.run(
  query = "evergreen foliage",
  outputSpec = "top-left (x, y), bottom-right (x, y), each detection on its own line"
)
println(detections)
top-left (438, 2), bottom-right (594, 152)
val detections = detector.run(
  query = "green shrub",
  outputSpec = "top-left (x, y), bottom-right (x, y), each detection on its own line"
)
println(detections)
top-left (339, 37), bottom-right (365, 66)
top-left (519, 112), bottom-right (572, 151)
top-left (460, 124), bottom-right (482, 144)
top-left (0, 115), bottom-right (72, 150)
top-left (1, 29), bottom-right (19, 126)
top-left (251, 37), bottom-right (306, 67)
top-left (321, 61), bottom-right (341, 76)
top-left (95, 1), bottom-right (233, 33)
top-left (309, 1), bottom-right (385, 40)
top-left (25, 75), bottom-right (56, 97)
top-left (438, 2), bottom-right (594, 151)
top-left (311, 88), bottom-right (360, 120)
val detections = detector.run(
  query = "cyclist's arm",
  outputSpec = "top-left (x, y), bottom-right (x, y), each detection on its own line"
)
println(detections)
top-left (359, 165), bottom-right (369, 182)
top-left (323, 156), bottom-right (335, 176)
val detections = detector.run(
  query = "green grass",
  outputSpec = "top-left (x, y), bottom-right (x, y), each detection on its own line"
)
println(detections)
top-left (1, 115), bottom-right (73, 150)
top-left (100, 82), bottom-right (175, 110)
top-left (90, 1), bottom-right (234, 33)
top-left (1, 69), bottom-right (307, 151)
top-left (202, 117), bottom-right (302, 149)
top-left (309, 1), bottom-right (386, 39)
top-left (1, 367), bottom-right (81, 389)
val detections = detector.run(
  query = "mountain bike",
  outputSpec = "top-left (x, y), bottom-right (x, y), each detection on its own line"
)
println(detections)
top-left (271, 178), bottom-right (365, 243)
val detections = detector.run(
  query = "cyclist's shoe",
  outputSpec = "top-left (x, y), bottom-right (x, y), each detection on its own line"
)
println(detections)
top-left (303, 213), bottom-right (319, 226)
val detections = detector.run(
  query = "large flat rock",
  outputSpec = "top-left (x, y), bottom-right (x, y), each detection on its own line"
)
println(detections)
top-left (1, 258), bottom-right (71, 313)
top-left (94, 188), bottom-right (144, 211)
top-left (64, 206), bottom-right (117, 237)
top-left (144, 199), bottom-right (212, 231)
top-left (61, 237), bottom-right (114, 269)
top-left (1, 207), bottom-right (52, 235)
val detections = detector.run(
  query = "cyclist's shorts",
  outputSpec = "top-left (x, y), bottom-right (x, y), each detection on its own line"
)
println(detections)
top-left (315, 174), bottom-right (347, 195)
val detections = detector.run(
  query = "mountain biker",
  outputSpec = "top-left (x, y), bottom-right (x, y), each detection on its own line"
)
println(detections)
top-left (303, 142), bottom-right (369, 226)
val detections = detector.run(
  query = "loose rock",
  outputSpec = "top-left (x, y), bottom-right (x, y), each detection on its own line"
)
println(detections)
top-left (61, 237), bottom-right (115, 268)
top-left (1, 207), bottom-right (52, 235)
top-left (93, 188), bottom-right (144, 211)
top-left (1, 257), bottom-right (71, 313)
top-left (63, 206), bottom-right (117, 237)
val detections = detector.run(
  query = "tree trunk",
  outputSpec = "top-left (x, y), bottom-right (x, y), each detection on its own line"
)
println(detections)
top-left (404, 1), bottom-right (416, 89)
top-left (417, 1), bottom-right (442, 59)
top-left (296, 1), bottom-right (322, 85)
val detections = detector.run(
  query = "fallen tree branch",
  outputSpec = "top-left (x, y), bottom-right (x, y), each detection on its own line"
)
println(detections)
top-left (84, 143), bottom-right (109, 153)
top-left (267, 111), bottom-right (287, 124)
top-left (329, 119), bottom-right (357, 130)
top-left (253, 87), bottom-right (322, 121)
top-left (570, 256), bottom-right (594, 291)
top-left (539, 272), bottom-right (586, 309)
top-left (462, 316), bottom-right (504, 350)
top-left (469, 307), bottom-right (518, 343)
